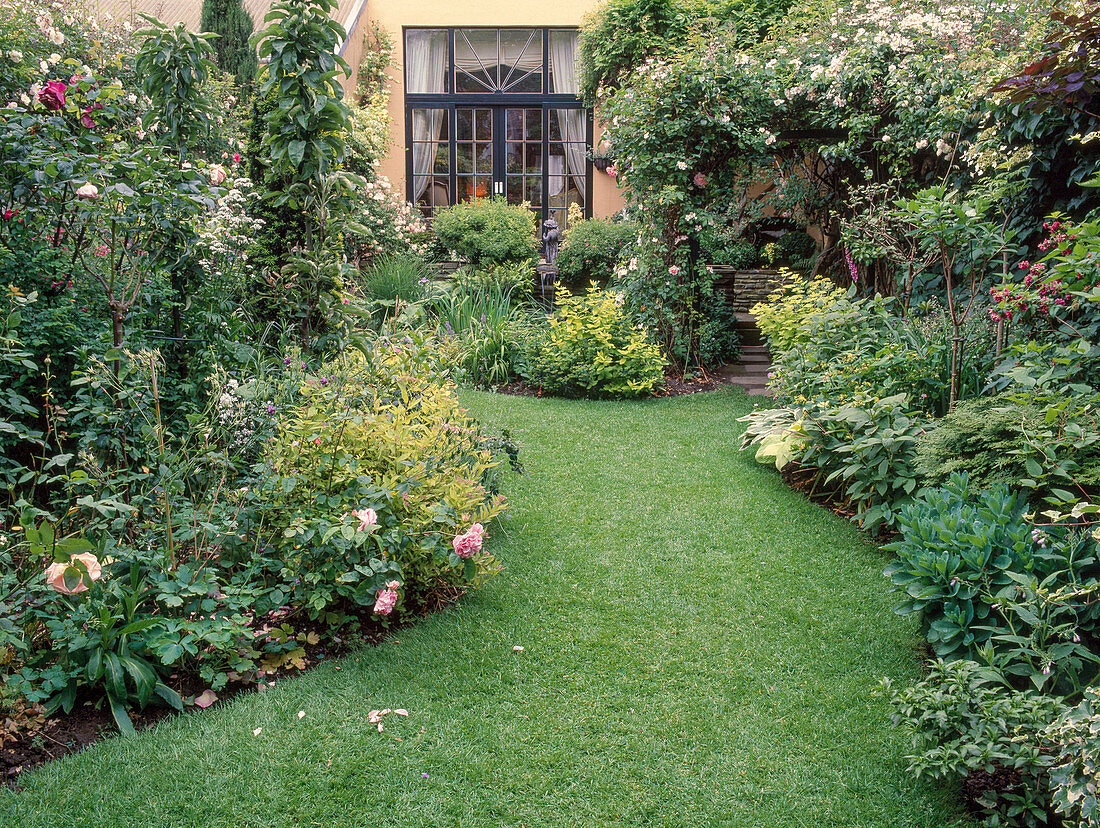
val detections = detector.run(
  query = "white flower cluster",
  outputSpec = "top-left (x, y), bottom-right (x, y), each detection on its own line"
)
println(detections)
top-left (34, 10), bottom-right (65, 46)
top-left (353, 175), bottom-right (428, 261)
top-left (213, 377), bottom-right (269, 454)
top-left (198, 177), bottom-right (265, 282)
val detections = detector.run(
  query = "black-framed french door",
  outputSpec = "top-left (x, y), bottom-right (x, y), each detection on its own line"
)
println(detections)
top-left (403, 25), bottom-right (592, 231)
top-left (405, 102), bottom-right (592, 230)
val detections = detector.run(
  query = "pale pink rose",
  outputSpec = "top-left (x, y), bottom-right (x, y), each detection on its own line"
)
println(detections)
top-left (668, 265), bottom-right (680, 276)
top-left (353, 508), bottom-right (377, 531)
top-left (208, 164), bottom-right (227, 186)
top-left (75, 183), bottom-right (98, 199)
top-left (452, 523), bottom-right (485, 559)
top-left (45, 551), bottom-right (102, 594)
top-left (373, 587), bottom-right (398, 615)
top-left (693, 172), bottom-right (707, 188)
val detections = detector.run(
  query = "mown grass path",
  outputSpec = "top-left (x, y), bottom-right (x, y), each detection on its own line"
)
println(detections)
top-left (1, 388), bottom-right (972, 827)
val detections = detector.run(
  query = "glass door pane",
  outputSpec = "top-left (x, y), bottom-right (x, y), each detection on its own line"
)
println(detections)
top-left (548, 108), bottom-right (586, 231)
top-left (505, 107), bottom-right (542, 212)
top-left (410, 108), bottom-right (449, 217)
top-left (456, 107), bottom-right (493, 203)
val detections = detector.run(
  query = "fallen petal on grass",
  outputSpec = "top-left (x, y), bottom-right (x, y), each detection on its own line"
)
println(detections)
top-left (193, 690), bottom-right (217, 709)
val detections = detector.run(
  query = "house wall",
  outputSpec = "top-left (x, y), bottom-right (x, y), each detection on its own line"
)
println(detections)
top-left (364, 0), bottom-right (626, 220)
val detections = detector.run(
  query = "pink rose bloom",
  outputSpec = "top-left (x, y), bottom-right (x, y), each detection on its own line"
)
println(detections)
top-left (38, 80), bottom-right (66, 111)
top-left (75, 183), bottom-right (98, 199)
top-left (453, 523), bottom-right (485, 559)
top-left (208, 164), bottom-right (227, 186)
top-left (668, 265), bottom-right (680, 276)
top-left (606, 164), bottom-right (617, 178)
top-left (693, 172), bottom-right (707, 188)
top-left (373, 587), bottom-right (398, 615)
top-left (45, 552), bottom-right (102, 594)
top-left (354, 508), bottom-right (377, 531)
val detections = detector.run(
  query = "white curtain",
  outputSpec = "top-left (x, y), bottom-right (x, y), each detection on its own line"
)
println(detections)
top-left (407, 30), bottom-right (448, 202)
top-left (549, 31), bottom-right (586, 202)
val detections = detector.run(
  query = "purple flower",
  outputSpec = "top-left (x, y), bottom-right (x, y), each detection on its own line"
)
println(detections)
top-left (319, 377), bottom-right (328, 386)
top-left (284, 356), bottom-right (291, 365)
top-left (845, 247), bottom-right (859, 284)
top-left (266, 404), bottom-right (276, 414)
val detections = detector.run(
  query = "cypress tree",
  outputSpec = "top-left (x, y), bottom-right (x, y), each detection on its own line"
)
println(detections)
top-left (199, 0), bottom-right (258, 86)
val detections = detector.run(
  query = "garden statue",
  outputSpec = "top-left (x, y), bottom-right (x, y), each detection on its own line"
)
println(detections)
top-left (542, 217), bottom-right (560, 265)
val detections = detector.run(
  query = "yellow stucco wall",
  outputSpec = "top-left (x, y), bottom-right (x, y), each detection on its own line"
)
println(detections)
top-left (364, 0), bottom-right (626, 219)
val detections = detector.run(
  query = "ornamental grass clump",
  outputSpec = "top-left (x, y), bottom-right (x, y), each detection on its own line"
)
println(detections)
top-left (520, 284), bottom-right (666, 399)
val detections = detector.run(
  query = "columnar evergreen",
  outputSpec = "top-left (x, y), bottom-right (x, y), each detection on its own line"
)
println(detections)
top-left (199, 0), bottom-right (257, 85)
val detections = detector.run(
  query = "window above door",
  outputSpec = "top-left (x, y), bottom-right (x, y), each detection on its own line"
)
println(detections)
top-left (404, 28), bottom-right (582, 98)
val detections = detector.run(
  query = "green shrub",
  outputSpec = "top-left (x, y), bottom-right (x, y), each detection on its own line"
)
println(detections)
top-left (520, 285), bottom-right (667, 399)
top-left (246, 341), bottom-right (510, 615)
top-left (882, 658), bottom-right (1065, 828)
top-left (751, 270), bottom-right (846, 355)
top-left (554, 217), bottom-right (636, 290)
top-left (797, 393), bottom-right (929, 531)
top-left (766, 293), bottom-right (994, 417)
top-left (432, 199), bottom-right (538, 269)
top-left (916, 392), bottom-right (1100, 506)
top-left (699, 230), bottom-right (757, 268)
top-left (696, 297), bottom-right (741, 365)
top-left (884, 473), bottom-right (1100, 692)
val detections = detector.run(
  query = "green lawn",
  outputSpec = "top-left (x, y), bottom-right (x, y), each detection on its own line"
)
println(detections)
top-left (1, 388), bottom-right (972, 827)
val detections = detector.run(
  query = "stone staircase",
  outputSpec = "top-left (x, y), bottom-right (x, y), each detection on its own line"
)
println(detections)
top-left (530, 263), bottom-right (778, 396)
top-left (712, 267), bottom-right (787, 397)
